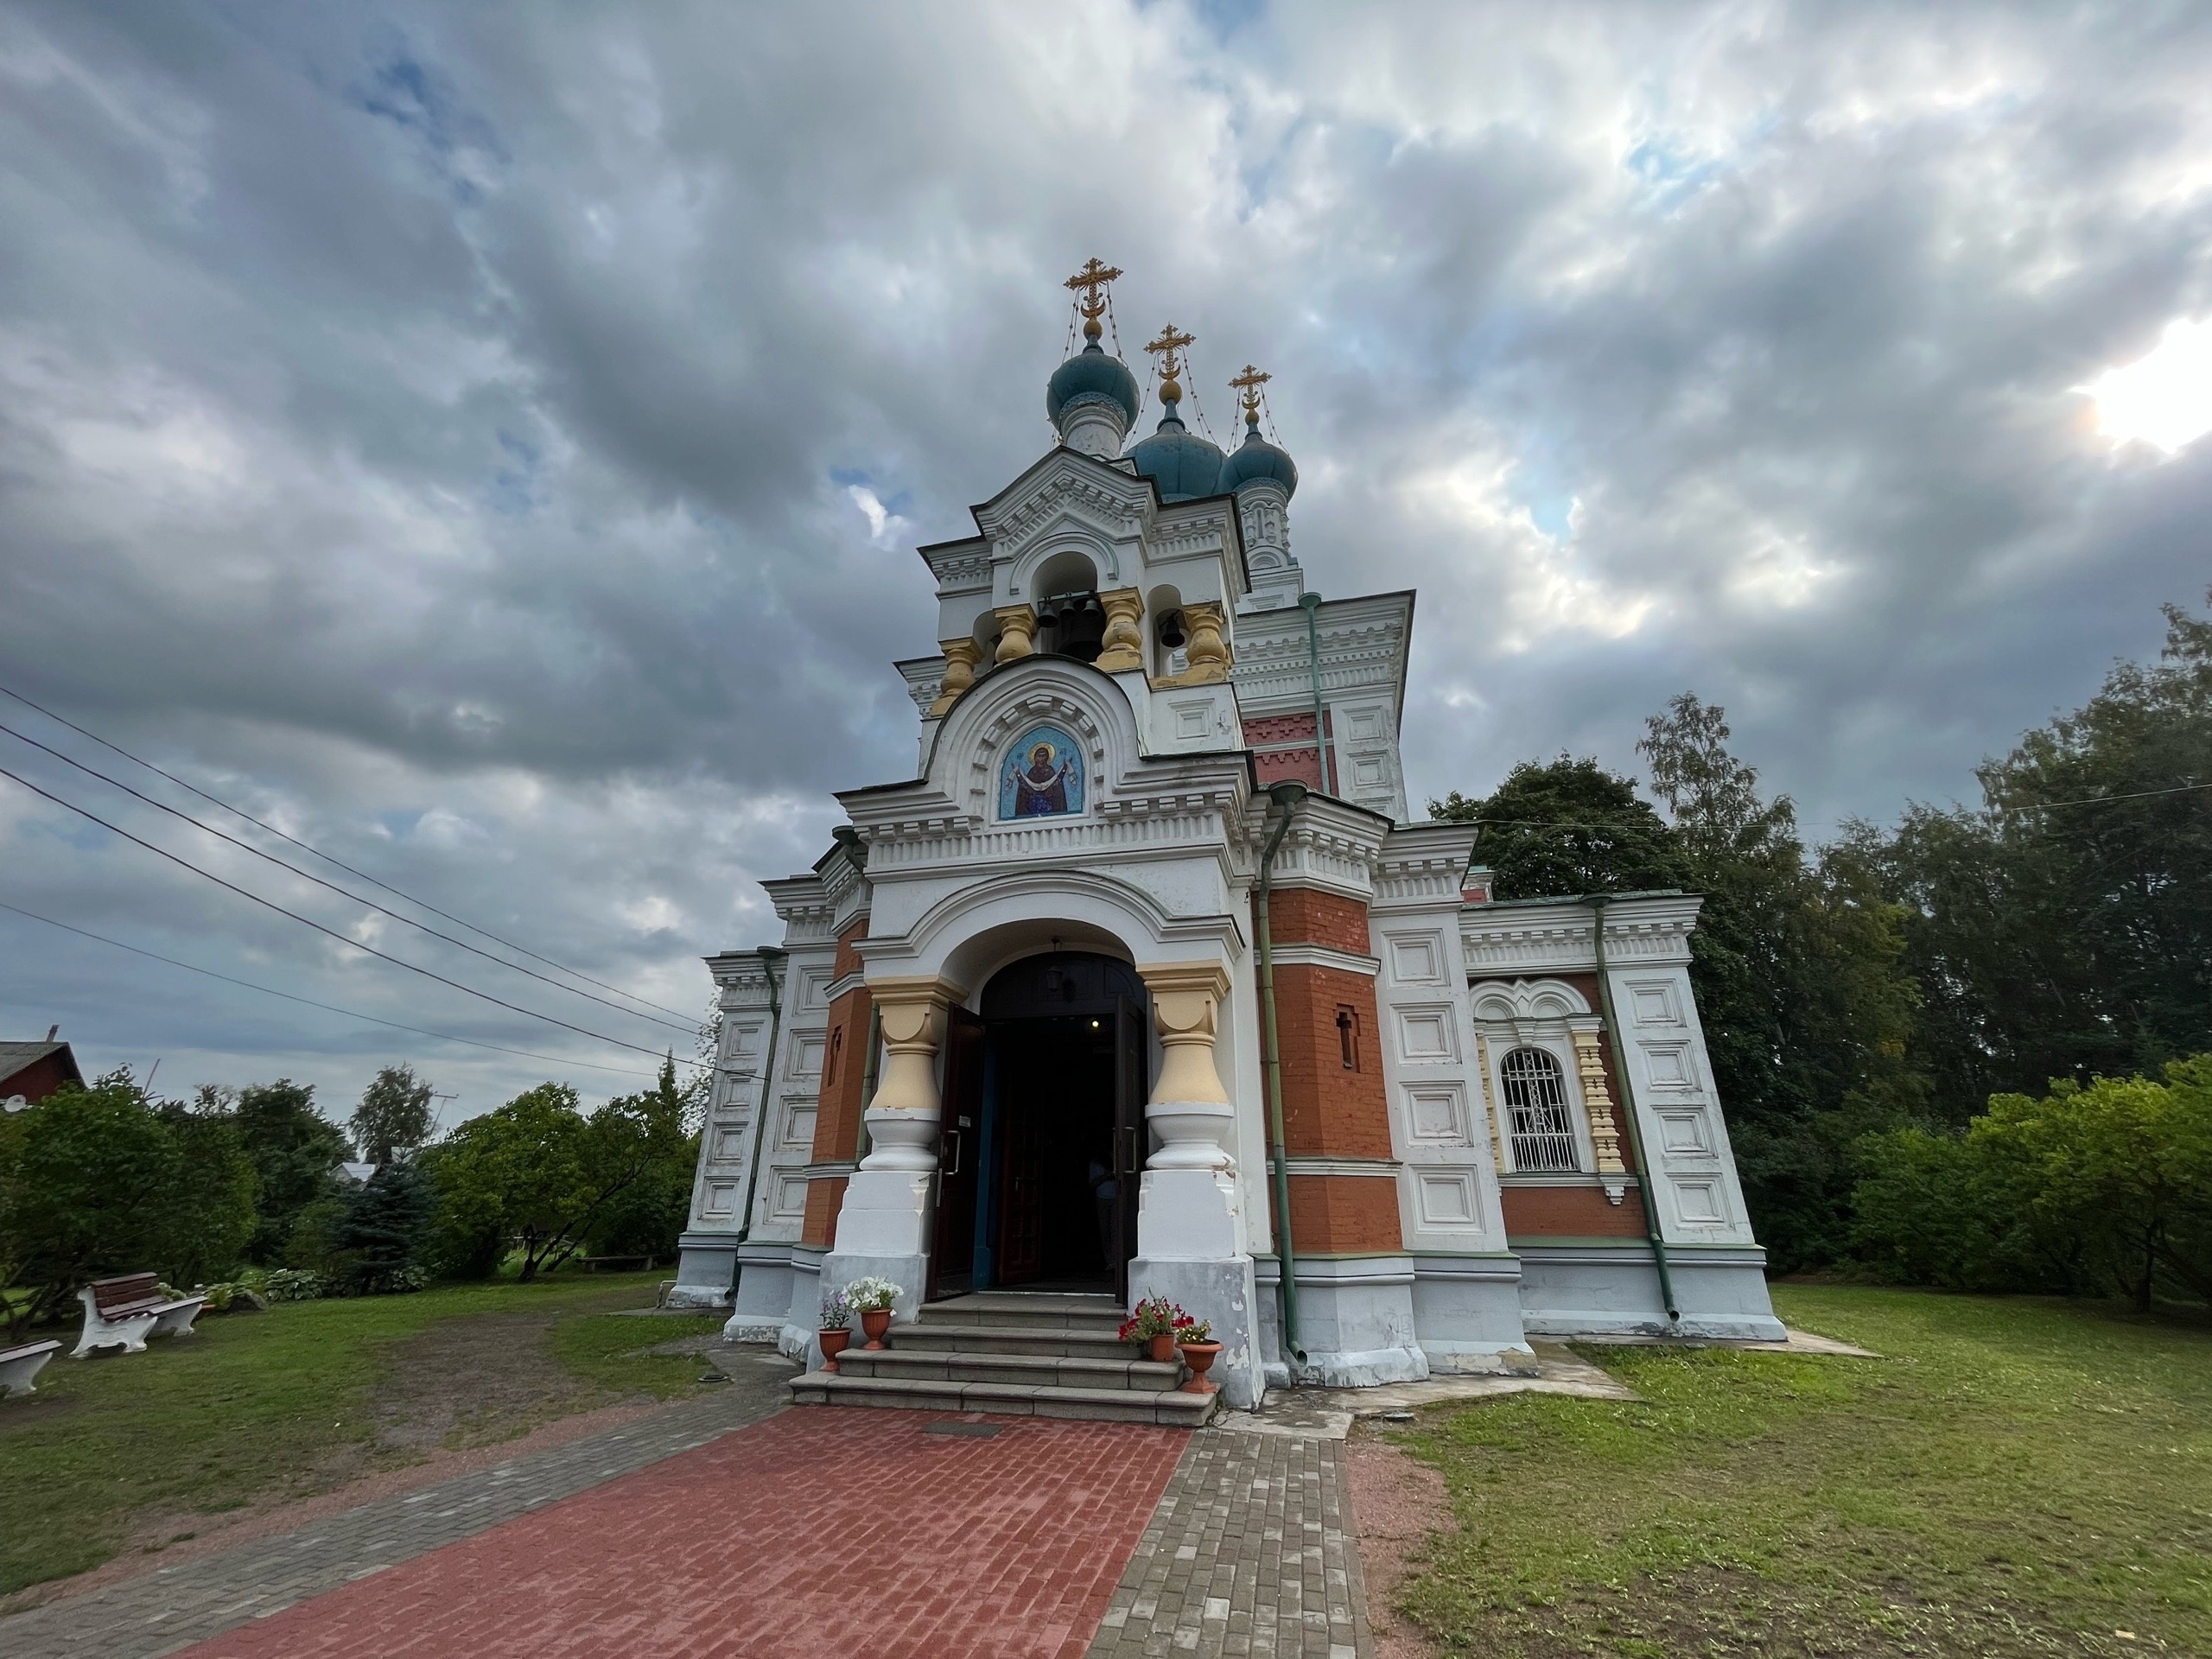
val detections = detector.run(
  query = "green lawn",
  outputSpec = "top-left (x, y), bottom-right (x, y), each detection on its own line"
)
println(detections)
top-left (0, 1274), bottom-right (715, 1598)
top-left (1395, 1287), bottom-right (2212, 1657)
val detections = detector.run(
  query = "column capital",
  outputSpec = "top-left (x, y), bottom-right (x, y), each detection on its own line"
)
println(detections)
top-left (1133, 961), bottom-right (1231, 1003)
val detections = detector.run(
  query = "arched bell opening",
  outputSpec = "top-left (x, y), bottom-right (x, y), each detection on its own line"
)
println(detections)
top-left (929, 950), bottom-right (1149, 1301)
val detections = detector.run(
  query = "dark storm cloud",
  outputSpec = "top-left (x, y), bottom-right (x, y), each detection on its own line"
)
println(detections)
top-left (2, 1), bottom-right (2207, 1109)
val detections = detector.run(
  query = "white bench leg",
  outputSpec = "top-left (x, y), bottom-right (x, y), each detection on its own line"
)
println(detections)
top-left (72, 1314), bottom-right (158, 1357)
top-left (0, 1351), bottom-right (56, 1395)
top-left (152, 1305), bottom-right (203, 1338)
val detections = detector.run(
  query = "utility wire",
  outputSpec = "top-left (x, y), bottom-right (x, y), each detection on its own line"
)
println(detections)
top-left (0, 899), bottom-right (666, 1080)
top-left (0, 683), bottom-right (696, 1023)
top-left (0, 764), bottom-right (702, 1065)
top-left (0, 719), bottom-right (693, 1035)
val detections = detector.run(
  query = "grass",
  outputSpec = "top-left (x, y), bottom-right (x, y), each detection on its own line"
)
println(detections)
top-left (550, 1311), bottom-right (723, 1398)
top-left (1395, 1287), bottom-right (2212, 1657)
top-left (0, 1271), bottom-right (702, 1598)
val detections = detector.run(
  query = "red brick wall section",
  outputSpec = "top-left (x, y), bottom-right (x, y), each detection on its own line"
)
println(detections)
top-left (1500, 1184), bottom-right (1648, 1239)
top-left (1243, 712), bottom-right (1317, 746)
top-left (830, 917), bottom-right (868, 982)
top-left (802, 918), bottom-right (871, 1249)
top-left (1272, 963), bottom-right (1394, 1160)
top-left (801, 1177), bottom-right (849, 1250)
top-left (1255, 746), bottom-right (1325, 789)
top-left (1264, 887), bottom-right (1372, 957)
top-left (1283, 1173), bottom-right (1402, 1255)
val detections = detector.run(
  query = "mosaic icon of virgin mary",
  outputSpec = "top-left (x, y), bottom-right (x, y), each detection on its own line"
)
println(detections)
top-left (997, 724), bottom-right (1084, 819)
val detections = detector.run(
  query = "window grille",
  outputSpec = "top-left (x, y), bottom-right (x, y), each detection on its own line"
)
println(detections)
top-left (1500, 1047), bottom-right (1580, 1171)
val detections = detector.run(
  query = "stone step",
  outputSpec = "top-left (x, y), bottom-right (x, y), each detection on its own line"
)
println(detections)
top-left (835, 1348), bottom-right (1184, 1394)
top-left (891, 1322), bottom-right (1133, 1358)
top-left (786, 1369), bottom-right (1216, 1427)
top-left (916, 1293), bottom-right (1124, 1333)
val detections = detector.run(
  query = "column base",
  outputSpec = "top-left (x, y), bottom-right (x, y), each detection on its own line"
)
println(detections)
top-left (1129, 1254), bottom-right (1261, 1410)
top-left (666, 1231), bottom-right (738, 1309)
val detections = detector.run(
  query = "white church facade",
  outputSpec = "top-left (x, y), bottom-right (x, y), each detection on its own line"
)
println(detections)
top-left (670, 265), bottom-right (1783, 1410)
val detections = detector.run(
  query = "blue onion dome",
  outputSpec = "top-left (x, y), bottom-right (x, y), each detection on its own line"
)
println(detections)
top-left (1046, 342), bottom-right (1141, 429)
top-left (1127, 397), bottom-right (1227, 501)
top-left (1217, 412), bottom-right (1299, 500)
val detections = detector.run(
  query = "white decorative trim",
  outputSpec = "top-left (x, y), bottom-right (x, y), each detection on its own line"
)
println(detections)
top-left (1265, 1156), bottom-right (1401, 1179)
top-left (1268, 943), bottom-right (1380, 978)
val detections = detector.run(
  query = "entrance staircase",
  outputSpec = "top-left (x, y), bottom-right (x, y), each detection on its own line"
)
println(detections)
top-left (788, 1292), bottom-right (1217, 1427)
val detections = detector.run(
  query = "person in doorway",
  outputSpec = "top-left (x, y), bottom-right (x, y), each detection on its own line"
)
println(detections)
top-left (1087, 1150), bottom-right (1117, 1270)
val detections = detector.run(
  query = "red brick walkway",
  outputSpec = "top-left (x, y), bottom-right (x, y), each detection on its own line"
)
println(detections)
top-left (181, 1409), bottom-right (1189, 1659)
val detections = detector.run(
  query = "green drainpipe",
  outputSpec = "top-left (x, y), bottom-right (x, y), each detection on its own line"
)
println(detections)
top-left (1298, 592), bottom-right (1332, 794)
top-left (1591, 896), bottom-right (1678, 1325)
top-left (734, 946), bottom-right (787, 1249)
top-left (1256, 779), bottom-right (1309, 1375)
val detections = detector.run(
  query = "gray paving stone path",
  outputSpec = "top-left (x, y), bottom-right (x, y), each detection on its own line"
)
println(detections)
top-left (1086, 1425), bottom-right (1370, 1659)
top-left (0, 1352), bottom-right (796, 1659)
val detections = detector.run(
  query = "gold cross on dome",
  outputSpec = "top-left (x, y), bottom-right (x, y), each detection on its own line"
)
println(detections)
top-left (1144, 322), bottom-right (1196, 400)
top-left (1230, 363), bottom-right (1272, 421)
top-left (1063, 257), bottom-right (1122, 341)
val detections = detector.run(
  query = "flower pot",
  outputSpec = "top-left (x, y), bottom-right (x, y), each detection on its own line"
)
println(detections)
top-left (1146, 1332), bottom-right (1176, 1365)
top-left (860, 1307), bottom-right (893, 1351)
top-left (1178, 1341), bottom-right (1223, 1395)
top-left (818, 1327), bottom-right (851, 1373)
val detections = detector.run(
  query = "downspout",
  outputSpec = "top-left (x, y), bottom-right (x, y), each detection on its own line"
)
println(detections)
top-left (734, 947), bottom-right (788, 1248)
top-left (1591, 897), bottom-right (1678, 1325)
top-left (855, 1001), bottom-right (883, 1160)
top-left (1298, 592), bottom-right (1332, 796)
top-left (1256, 779), bottom-right (1309, 1374)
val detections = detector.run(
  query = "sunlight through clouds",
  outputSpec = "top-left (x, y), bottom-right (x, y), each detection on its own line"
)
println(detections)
top-left (2082, 319), bottom-right (2212, 454)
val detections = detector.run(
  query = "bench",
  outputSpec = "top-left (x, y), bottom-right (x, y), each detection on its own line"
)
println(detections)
top-left (73, 1274), bottom-right (207, 1357)
top-left (0, 1338), bottom-right (61, 1397)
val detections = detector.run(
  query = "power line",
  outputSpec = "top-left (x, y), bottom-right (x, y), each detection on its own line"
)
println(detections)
top-left (0, 899), bottom-right (667, 1080)
top-left (0, 764), bottom-right (702, 1065)
top-left (0, 719), bottom-right (693, 1035)
top-left (0, 683), bottom-right (697, 1023)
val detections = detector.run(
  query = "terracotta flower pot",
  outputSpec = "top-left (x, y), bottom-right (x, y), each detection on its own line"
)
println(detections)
top-left (1146, 1332), bottom-right (1176, 1364)
top-left (818, 1327), bottom-right (851, 1373)
top-left (1178, 1341), bottom-right (1223, 1395)
top-left (860, 1307), bottom-right (893, 1351)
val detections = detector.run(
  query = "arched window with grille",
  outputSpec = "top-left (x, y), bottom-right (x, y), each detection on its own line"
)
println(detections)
top-left (1500, 1047), bottom-right (1580, 1172)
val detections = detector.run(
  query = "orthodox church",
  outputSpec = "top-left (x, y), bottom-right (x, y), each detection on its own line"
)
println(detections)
top-left (670, 262), bottom-right (1783, 1411)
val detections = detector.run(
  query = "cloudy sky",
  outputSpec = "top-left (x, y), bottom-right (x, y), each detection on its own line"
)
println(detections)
top-left (3, 2), bottom-right (2208, 1125)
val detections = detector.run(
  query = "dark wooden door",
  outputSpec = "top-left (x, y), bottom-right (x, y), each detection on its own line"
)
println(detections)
top-left (1111, 995), bottom-right (1146, 1300)
top-left (996, 1041), bottom-right (1046, 1285)
top-left (929, 1007), bottom-right (987, 1299)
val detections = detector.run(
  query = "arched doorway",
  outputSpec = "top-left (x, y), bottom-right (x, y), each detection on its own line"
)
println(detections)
top-left (929, 952), bottom-right (1147, 1300)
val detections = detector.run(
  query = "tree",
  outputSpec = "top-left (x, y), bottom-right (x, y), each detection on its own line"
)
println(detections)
top-left (1636, 695), bottom-right (1929, 1268)
top-left (155, 1097), bottom-right (260, 1289)
top-left (1878, 595), bottom-right (2212, 1119)
top-left (0, 1069), bottom-right (257, 1336)
top-left (585, 1057), bottom-right (701, 1261)
top-left (1433, 755), bottom-right (1685, 899)
top-left (332, 1162), bottom-right (436, 1294)
top-left (427, 1076), bottom-right (694, 1281)
top-left (233, 1078), bottom-right (353, 1264)
top-left (1853, 1058), bottom-right (2212, 1307)
top-left (351, 1065), bottom-right (435, 1163)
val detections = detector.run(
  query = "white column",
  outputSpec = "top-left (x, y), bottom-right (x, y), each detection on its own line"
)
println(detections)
top-left (1129, 960), bottom-right (1262, 1409)
top-left (819, 976), bottom-right (954, 1329)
